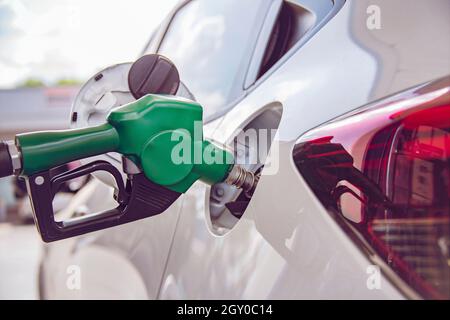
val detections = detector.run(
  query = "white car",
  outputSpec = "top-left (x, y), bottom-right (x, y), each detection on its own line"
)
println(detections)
top-left (39, 0), bottom-right (450, 299)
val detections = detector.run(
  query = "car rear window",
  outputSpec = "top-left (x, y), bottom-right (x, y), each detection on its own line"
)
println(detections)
top-left (156, 0), bottom-right (269, 120)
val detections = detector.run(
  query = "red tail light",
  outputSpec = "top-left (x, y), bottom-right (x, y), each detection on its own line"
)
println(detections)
top-left (293, 76), bottom-right (450, 299)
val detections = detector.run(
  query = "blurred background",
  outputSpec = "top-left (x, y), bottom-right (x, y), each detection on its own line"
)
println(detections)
top-left (0, 0), bottom-right (177, 299)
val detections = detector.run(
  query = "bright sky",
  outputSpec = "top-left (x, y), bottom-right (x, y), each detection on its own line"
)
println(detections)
top-left (0, 0), bottom-right (178, 88)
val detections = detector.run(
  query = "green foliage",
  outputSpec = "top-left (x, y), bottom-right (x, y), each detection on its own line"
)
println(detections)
top-left (19, 78), bottom-right (82, 88)
top-left (21, 78), bottom-right (45, 88)
top-left (55, 78), bottom-right (82, 86)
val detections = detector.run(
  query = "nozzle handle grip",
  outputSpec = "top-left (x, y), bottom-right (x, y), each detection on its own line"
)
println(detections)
top-left (16, 123), bottom-right (119, 176)
top-left (27, 160), bottom-right (181, 242)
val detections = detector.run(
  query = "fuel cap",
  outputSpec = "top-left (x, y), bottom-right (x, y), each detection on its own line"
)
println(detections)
top-left (128, 54), bottom-right (180, 99)
top-left (71, 56), bottom-right (192, 189)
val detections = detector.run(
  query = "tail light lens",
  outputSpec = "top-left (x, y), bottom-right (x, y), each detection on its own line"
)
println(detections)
top-left (293, 77), bottom-right (450, 299)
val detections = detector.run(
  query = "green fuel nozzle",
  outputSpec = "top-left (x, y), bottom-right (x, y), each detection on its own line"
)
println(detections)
top-left (16, 94), bottom-right (234, 193)
top-left (0, 54), bottom-right (259, 242)
top-left (0, 94), bottom-right (257, 242)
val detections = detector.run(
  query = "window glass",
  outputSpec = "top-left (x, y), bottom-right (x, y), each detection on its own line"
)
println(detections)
top-left (156, 0), bottom-right (266, 119)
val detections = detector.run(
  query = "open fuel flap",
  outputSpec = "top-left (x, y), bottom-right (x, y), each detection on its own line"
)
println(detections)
top-left (209, 103), bottom-right (283, 232)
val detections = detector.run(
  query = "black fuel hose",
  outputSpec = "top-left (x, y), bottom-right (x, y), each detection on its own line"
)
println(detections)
top-left (0, 141), bottom-right (13, 178)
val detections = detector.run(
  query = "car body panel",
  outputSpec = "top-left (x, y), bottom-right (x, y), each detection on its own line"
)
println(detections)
top-left (40, 0), bottom-right (450, 299)
top-left (161, 0), bottom-right (450, 299)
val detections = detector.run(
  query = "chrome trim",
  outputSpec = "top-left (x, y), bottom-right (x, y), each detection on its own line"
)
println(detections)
top-left (6, 140), bottom-right (22, 174)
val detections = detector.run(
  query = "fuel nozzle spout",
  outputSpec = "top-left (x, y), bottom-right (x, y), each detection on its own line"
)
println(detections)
top-left (224, 165), bottom-right (260, 197)
top-left (0, 141), bottom-right (21, 178)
